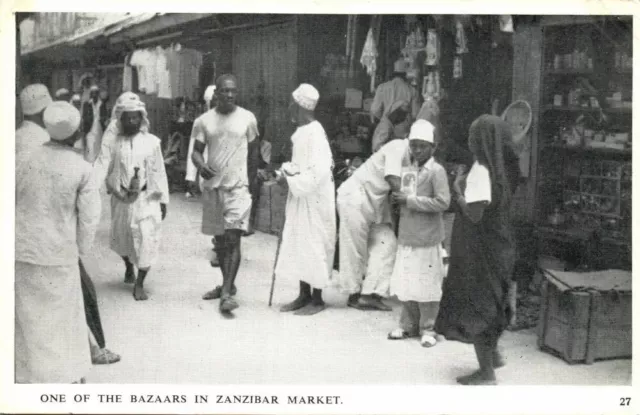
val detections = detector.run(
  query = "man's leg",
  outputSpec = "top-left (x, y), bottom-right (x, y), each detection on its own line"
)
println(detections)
top-left (337, 195), bottom-right (369, 305)
top-left (122, 256), bottom-right (135, 284)
top-left (79, 259), bottom-right (105, 348)
top-left (360, 224), bottom-right (396, 311)
top-left (280, 281), bottom-right (312, 312)
top-left (133, 268), bottom-right (149, 301)
top-left (219, 229), bottom-right (243, 312)
top-left (293, 287), bottom-right (326, 316)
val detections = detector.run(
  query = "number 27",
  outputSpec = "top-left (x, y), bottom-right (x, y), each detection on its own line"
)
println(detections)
top-left (620, 397), bottom-right (631, 406)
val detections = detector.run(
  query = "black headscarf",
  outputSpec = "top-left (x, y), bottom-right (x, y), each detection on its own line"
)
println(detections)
top-left (468, 115), bottom-right (520, 207)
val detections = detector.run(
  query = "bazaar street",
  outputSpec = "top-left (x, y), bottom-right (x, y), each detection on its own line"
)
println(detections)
top-left (80, 190), bottom-right (631, 385)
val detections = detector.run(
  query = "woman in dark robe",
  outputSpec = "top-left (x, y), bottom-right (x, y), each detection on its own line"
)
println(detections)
top-left (434, 114), bottom-right (520, 385)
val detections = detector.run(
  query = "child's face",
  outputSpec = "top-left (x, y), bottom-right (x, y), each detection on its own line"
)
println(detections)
top-left (410, 140), bottom-right (434, 165)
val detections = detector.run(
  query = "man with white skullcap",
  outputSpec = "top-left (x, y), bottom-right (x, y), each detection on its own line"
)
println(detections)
top-left (274, 84), bottom-right (336, 316)
top-left (81, 85), bottom-right (109, 163)
top-left (55, 88), bottom-right (71, 102)
top-left (71, 94), bottom-right (82, 110)
top-left (192, 74), bottom-right (260, 314)
top-left (387, 119), bottom-right (449, 348)
top-left (370, 59), bottom-right (420, 139)
top-left (16, 84), bottom-right (53, 162)
top-left (105, 96), bottom-right (169, 301)
top-left (15, 101), bottom-right (101, 383)
top-left (337, 118), bottom-right (429, 312)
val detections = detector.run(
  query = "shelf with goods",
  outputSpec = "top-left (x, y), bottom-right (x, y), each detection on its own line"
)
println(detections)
top-left (535, 18), bottom-right (632, 253)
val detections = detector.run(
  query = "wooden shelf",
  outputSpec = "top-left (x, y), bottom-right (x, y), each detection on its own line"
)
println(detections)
top-left (545, 69), bottom-right (595, 76)
top-left (543, 144), bottom-right (632, 157)
top-left (543, 105), bottom-right (632, 114)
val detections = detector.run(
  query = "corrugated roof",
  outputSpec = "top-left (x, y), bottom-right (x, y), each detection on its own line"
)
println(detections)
top-left (68, 13), bottom-right (162, 46)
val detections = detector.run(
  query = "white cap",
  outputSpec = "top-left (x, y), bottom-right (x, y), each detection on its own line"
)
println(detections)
top-left (393, 59), bottom-right (408, 74)
top-left (89, 85), bottom-right (100, 92)
top-left (409, 119), bottom-right (435, 144)
top-left (55, 88), bottom-right (69, 98)
top-left (292, 83), bottom-right (319, 111)
top-left (43, 101), bottom-right (81, 141)
top-left (20, 84), bottom-right (53, 116)
top-left (71, 94), bottom-right (81, 102)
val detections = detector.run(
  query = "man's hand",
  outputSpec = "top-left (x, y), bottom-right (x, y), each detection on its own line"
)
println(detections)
top-left (199, 165), bottom-right (217, 180)
top-left (391, 191), bottom-right (409, 206)
top-left (161, 203), bottom-right (167, 220)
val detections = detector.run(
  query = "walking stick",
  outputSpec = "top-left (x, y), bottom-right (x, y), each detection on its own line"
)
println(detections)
top-left (268, 231), bottom-right (283, 307)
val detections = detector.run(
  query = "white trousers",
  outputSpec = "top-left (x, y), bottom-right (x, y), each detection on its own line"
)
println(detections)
top-left (337, 188), bottom-right (397, 297)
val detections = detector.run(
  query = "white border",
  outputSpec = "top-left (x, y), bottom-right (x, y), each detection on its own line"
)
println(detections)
top-left (1, 1), bottom-right (638, 414)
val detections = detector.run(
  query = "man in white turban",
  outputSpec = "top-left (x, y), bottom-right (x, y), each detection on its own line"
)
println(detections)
top-left (192, 74), bottom-right (260, 314)
top-left (275, 84), bottom-right (336, 316)
top-left (15, 101), bottom-right (101, 383)
top-left (16, 84), bottom-right (53, 164)
top-left (105, 96), bottom-right (169, 301)
top-left (81, 85), bottom-right (109, 163)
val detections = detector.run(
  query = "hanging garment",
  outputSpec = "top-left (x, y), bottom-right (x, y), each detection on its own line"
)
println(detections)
top-left (156, 47), bottom-right (172, 99)
top-left (425, 29), bottom-right (440, 66)
top-left (274, 121), bottom-right (336, 290)
top-left (455, 19), bottom-right (469, 54)
top-left (123, 54), bottom-right (133, 92)
top-left (360, 27), bottom-right (378, 93)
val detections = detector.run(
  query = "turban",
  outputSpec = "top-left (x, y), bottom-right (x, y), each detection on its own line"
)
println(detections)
top-left (388, 99), bottom-right (409, 117)
top-left (89, 85), bottom-right (100, 92)
top-left (43, 101), bottom-right (81, 141)
top-left (20, 84), bottom-right (53, 116)
top-left (116, 94), bottom-right (150, 133)
top-left (292, 83), bottom-right (319, 111)
top-left (111, 91), bottom-right (140, 120)
top-left (55, 88), bottom-right (70, 98)
top-left (71, 94), bottom-right (81, 103)
top-left (409, 119), bottom-right (435, 144)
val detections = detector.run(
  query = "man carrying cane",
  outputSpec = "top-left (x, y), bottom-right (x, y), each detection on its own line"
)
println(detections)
top-left (272, 84), bottom-right (336, 316)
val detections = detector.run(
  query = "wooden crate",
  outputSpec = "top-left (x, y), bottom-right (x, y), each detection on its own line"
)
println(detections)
top-left (537, 269), bottom-right (632, 364)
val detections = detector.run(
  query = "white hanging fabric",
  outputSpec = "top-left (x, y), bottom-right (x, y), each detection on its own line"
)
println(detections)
top-left (360, 27), bottom-right (378, 93)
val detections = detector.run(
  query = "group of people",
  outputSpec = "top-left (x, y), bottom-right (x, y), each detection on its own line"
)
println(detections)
top-left (15, 66), bottom-right (519, 386)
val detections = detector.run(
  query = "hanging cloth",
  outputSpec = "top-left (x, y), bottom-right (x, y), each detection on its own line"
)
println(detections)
top-left (425, 29), bottom-right (440, 66)
top-left (455, 19), bottom-right (469, 54)
top-left (360, 27), bottom-right (378, 93)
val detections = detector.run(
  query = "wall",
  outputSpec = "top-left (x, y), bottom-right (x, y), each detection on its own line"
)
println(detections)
top-left (511, 22), bottom-right (543, 224)
top-left (232, 21), bottom-right (298, 162)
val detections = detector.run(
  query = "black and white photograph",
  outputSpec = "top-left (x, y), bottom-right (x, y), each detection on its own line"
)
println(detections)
top-left (1, 4), bottom-right (636, 414)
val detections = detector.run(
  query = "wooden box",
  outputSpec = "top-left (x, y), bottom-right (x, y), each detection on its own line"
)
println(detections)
top-left (254, 181), bottom-right (274, 234)
top-left (537, 269), bottom-right (632, 364)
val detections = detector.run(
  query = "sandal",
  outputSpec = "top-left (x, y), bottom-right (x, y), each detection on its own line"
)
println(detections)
top-left (91, 348), bottom-right (121, 365)
top-left (388, 328), bottom-right (411, 340)
top-left (420, 333), bottom-right (438, 348)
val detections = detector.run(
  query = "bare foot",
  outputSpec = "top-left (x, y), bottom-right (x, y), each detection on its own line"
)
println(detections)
top-left (280, 295), bottom-right (312, 312)
top-left (456, 370), bottom-right (497, 385)
top-left (124, 267), bottom-right (135, 284)
top-left (202, 285), bottom-right (237, 300)
top-left (294, 301), bottom-right (327, 316)
top-left (133, 285), bottom-right (148, 301)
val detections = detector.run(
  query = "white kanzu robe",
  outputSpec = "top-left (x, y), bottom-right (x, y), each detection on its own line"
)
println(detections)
top-left (15, 142), bottom-right (101, 383)
top-left (274, 121), bottom-right (336, 289)
top-left (106, 132), bottom-right (170, 269)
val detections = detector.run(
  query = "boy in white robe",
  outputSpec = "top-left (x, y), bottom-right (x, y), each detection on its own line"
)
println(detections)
top-left (275, 84), bottom-right (336, 316)
top-left (105, 97), bottom-right (169, 301)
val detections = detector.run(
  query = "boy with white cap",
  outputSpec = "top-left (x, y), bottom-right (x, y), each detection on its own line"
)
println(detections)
top-left (16, 84), bottom-right (53, 162)
top-left (275, 83), bottom-right (336, 316)
top-left (15, 101), bottom-right (101, 383)
top-left (387, 119), bottom-right (450, 347)
top-left (192, 74), bottom-right (260, 314)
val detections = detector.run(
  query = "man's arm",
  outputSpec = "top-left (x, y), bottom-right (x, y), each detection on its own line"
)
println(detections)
top-left (192, 141), bottom-right (216, 180)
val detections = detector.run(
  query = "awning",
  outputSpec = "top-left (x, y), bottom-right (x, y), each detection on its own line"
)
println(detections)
top-left (68, 13), bottom-right (161, 46)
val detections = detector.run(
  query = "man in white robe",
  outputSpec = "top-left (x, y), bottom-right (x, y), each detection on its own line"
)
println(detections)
top-left (275, 84), bottom-right (336, 316)
top-left (15, 84), bottom-right (53, 164)
top-left (105, 97), bottom-right (169, 301)
top-left (15, 101), bottom-right (101, 383)
top-left (337, 139), bottom-right (407, 311)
